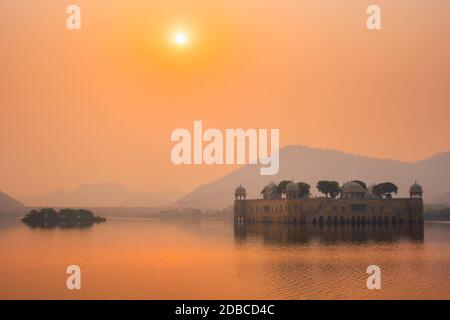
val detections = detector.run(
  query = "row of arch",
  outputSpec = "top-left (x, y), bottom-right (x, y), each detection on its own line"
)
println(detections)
top-left (248, 204), bottom-right (404, 214)
top-left (312, 215), bottom-right (406, 225)
top-left (237, 215), bottom-right (420, 224)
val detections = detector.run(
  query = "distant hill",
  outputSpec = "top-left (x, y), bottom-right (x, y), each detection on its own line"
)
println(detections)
top-left (177, 145), bottom-right (450, 209)
top-left (20, 182), bottom-right (182, 207)
top-left (0, 191), bottom-right (25, 214)
top-left (431, 191), bottom-right (450, 205)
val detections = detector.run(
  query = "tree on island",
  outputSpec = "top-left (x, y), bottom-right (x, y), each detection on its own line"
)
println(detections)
top-left (297, 182), bottom-right (311, 198)
top-left (373, 182), bottom-right (398, 198)
top-left (22, 208), bottom-right (106, 229)
top-left (316, 181), bottom-right (340, 198)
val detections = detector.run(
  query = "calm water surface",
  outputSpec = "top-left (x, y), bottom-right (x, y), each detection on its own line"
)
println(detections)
top-left (0, 217), bottom-right (449, 299)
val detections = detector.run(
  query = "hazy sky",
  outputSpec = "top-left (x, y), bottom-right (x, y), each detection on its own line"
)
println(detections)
top-left (1, 0), bottom-right (449, 197)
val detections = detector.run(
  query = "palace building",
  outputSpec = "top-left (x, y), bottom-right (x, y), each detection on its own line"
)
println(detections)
top-left (234, 181), bottom-right (424, 225)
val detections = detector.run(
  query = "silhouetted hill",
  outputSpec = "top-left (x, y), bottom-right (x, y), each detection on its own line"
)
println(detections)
top-left (20, 182), bottom-right (182, 207)
top-left (0, 191), bottom-right (25, 214)
top-left (177, 145), bottom-right (450, 209)
top-left (431, 191), bottom-right (450, 205)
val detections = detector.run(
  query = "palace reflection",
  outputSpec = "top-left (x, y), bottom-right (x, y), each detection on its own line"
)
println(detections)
top-left (234, 222), bottom-right (424, 245)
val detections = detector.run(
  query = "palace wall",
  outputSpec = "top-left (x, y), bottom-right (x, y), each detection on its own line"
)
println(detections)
top-left (234, 197), bottom-right (423, 224)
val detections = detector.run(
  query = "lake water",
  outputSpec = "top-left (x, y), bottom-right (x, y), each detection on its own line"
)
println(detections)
top-left (0, 217), bottom-right (449, 299)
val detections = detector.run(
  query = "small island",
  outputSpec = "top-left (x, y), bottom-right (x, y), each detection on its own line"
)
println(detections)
top-left (22, 208), bottom-right (106, 229)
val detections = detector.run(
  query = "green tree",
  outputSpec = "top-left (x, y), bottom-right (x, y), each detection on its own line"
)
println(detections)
top-left (317, 181), bottom-right (330, 198)
top-left (373, 182), bottom-right (398, 198)
top-left (381, 182), bottom-right (398, 198)
top-left (297, 182), bottom-right (311, 198)
top-left (317, 181), bottom-right (340, 198)
top-left (372, 184), bottom-right (384, 197)
top-left (328, 181), bottom-right (340, 199)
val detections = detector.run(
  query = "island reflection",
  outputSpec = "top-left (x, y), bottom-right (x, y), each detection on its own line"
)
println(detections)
top-left (234, 222), bottom-right (424, 245)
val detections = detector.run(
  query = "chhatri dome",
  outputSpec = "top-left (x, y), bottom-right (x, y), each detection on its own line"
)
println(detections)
top-left (409, 181), bottom-right (423, 198)
top-left (261, 181), bottom-right (280, 200)
top-left (286, 181), bottom-right (299, 192)
top-left (341, 181), bottom-right (365, 193)
top-left (340, 181), bottom-right (366, 199)
top-left (264, 182), bottom-right (278, 192)
top-left (234, 185), bottom-right (247, 200)
top-left (285, 181), bottom-right (299, 199)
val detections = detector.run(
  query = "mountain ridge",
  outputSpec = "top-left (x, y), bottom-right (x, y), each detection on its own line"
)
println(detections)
top-left (0, 190), bottom-right (25, 213)
top-left (19, 182), bottom-right (182, 207)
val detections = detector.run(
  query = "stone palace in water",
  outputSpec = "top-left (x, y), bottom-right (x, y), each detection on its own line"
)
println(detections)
top-left (234, 181), bottom-right (424, 225)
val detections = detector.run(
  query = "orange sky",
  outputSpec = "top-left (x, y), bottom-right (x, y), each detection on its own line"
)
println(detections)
top-left (1, 0), bottom-right (449, 197)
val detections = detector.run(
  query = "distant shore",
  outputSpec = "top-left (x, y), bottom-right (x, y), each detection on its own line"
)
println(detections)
top-left (2, 205), bottom-right (450, 221)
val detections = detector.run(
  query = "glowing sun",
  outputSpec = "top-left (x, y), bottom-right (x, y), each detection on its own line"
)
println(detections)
top-left (174, 32), bottom-right (188, 45)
